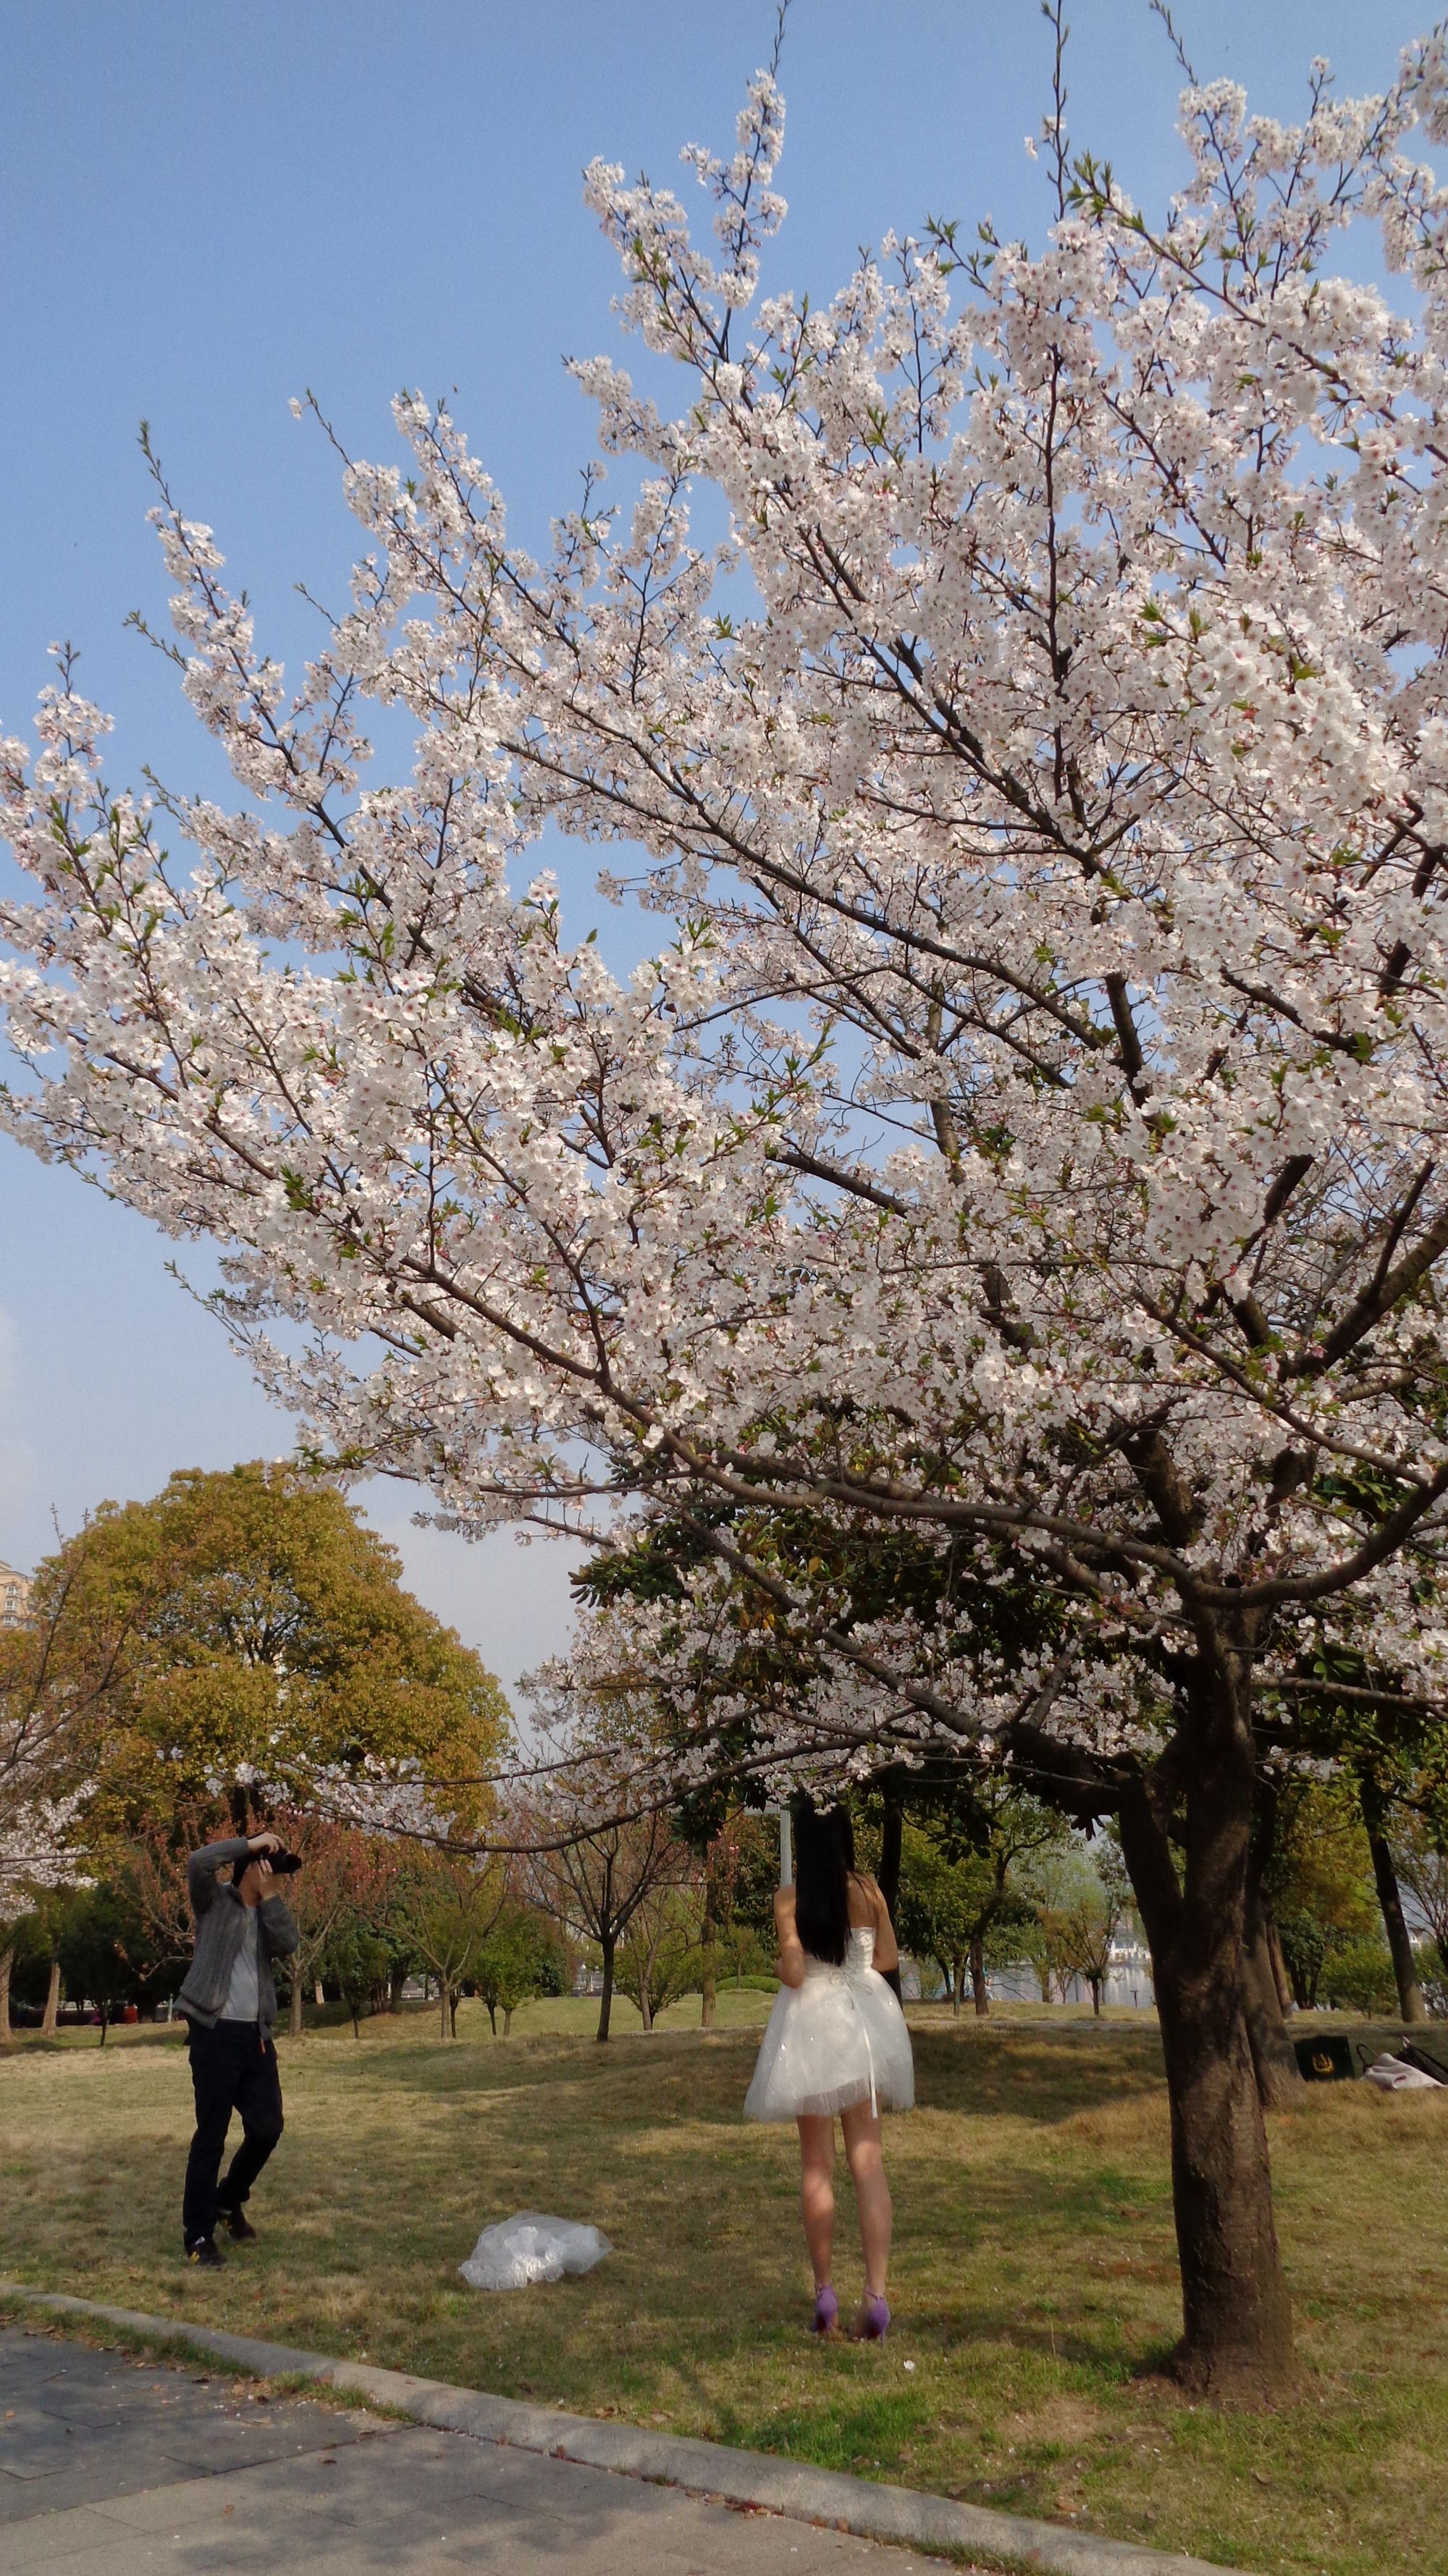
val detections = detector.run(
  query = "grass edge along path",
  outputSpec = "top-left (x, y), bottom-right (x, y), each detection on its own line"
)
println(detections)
top-left (3, 2003), bottom-right (1442, 2574)
top-left (0, 2281), bottom-right (1250, 2576)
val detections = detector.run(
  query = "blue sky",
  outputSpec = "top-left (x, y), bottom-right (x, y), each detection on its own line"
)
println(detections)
top-left (0, 0), bottom-right (1434, 1688)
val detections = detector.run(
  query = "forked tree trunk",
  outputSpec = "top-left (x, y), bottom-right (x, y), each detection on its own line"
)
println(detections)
top-left (1358, 1776), bottom-right (1426, 2024)
top-left (1242, 1793), bottom-right (1305, 2109)
top-left (969, 1935), bottom-right (989, 2016)
top-left (596, 1935), bottom-right (615, 2042)
top-left (41, 1958), bottom-right (62, 2040)
top-left (1117, 1648), bottom-right (1296, 2405)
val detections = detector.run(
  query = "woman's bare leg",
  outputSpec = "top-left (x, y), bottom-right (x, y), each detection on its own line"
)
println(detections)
top-left (797, 2114), bottom-right (836, 2286)
top-left (841, 2100), bottom-right (891, 2297)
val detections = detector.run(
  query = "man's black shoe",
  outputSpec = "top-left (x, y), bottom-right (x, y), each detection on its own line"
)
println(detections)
top-left (185, 2236), bottom-right (225, 2268)
top-left (219, 2206), bottom-right (257, 2243)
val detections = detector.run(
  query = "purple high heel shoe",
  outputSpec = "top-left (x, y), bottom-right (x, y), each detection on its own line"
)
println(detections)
top-left (812, 2284), bottom-right (839, 2336)
top-left (851, 2292), bottom-right (890, 2341)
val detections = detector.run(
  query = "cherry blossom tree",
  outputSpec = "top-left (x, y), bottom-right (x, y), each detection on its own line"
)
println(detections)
top-left (9, 18), bottom-right (1448, 2392)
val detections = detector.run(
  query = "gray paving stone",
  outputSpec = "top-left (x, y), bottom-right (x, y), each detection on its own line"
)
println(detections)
top-left (0, 2328), bottom-right (956, 2576)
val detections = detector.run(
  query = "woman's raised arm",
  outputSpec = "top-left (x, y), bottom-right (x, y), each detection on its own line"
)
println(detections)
top-left (773, 1884), bottom-right (808, 1988)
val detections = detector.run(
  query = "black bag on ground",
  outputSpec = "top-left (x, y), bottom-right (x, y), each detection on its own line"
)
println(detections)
top-left (1294, 2032), bottom-right (1355, 2082)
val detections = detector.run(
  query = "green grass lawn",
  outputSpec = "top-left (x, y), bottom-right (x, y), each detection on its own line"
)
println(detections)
top-left (2, 1995), bottom-right (1446, 2576)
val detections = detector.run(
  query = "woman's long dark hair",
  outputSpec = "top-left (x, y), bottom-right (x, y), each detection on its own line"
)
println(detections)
top-left (792, 1798), bottom-right (856, 1966)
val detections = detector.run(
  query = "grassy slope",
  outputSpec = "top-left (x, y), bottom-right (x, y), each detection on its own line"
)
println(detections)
top-left (1, 1996), bottom-right (1444, 2576)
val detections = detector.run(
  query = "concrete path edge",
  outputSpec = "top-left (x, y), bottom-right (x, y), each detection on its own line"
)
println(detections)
top-left (0, 2278), bottom-right (1252, 2576)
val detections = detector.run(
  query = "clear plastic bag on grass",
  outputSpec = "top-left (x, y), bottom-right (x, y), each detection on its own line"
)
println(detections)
top-left (458, 2210), bottom-right (613, 2290)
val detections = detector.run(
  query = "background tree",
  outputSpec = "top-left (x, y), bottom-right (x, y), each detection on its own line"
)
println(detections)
top-left (41, 1465), bottom-right (511, 1830)
top-left (1392, 1810), bottom-right (1448, 1996)
top-left (268, 1811), bottom-right (400, 2038)
top-left (1038, 1838), bottom-right (1133, 2017)
top-left (1268, 1784), bottom-right (1382, 2013)
top-left (616, 1879), bottom-right (704, 2032)
top-left (893, 1827), bottom-right (981, 2014)
top-left (321, 1913), bottom-right (395, 2038)
top-left (525, 1802), bottom-right (693, 2044)
top-left (471, 1905), bottom-right (556, 2035)
top-left (387, 1847), bottom-right (507, 2038)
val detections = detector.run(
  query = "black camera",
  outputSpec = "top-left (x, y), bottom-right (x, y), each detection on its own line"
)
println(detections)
top-left (236, 1846), bottom-right (302, 1877)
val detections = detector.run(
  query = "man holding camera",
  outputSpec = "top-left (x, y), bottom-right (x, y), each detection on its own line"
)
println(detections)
top-left (177, 1829), bottom-right (300, 2268)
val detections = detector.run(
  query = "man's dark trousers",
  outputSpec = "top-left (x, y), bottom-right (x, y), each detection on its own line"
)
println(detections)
top-left (182, 2021), bottom-right (284, 2247)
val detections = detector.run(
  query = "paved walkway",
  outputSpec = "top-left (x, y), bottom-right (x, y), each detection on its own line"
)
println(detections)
top-left (0, 2329), bottom-right (950, 2576)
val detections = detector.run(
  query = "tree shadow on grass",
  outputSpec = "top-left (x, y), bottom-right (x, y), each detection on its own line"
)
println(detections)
top-left (352, 2016), bottom-right (1170, 2131)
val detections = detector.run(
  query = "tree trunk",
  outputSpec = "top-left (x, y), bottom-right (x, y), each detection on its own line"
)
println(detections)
top-left (1242, 1793), bottom-right (1306, 2108)
top-left (448, 1988), bottom-right (459, 2038)
top-left (41, 1958), bottom-right (62, 2040)
top-left (314, 1979), bottom-right (325, 2005)
top-left (502, 2005), bottom-right (513, 2036)
top-left (638, 1981), bottom-right (653, 2034)
top-left (969, 1934), bottom-right (989, 2016)
top-left (1088, 1974), bottom-right (1103, 2016)
top-left (439, 1978), bottom-right (451, 2039)
top-left (949, 1956), bottom-right (964, 2016)
top-left (1265, 1901), bottom-right (1294, 2016)
top-left (596, 1936), bottom-right (615, 2042)
top-left (700, 1904), bottom-right (717, 2028)
top-left (0, 1938), bottom-right (14, 2045)
top-left (1360, 1791), bottom-right (1427, 2024)
top-left (1117, 1649), bottom-right (1296, 2405)
top-left (878, 1786), bottom-right (904, 1923)
top-left (388, 1966), bottom-right (406, 2013)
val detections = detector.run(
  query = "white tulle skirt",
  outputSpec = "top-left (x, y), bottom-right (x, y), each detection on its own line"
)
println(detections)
top-left (744, 1961), bottom-right (914, 2122)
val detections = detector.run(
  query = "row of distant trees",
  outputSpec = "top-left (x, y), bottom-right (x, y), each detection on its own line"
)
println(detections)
top-left (17, 1757), bottom-right (1448, 2048)
top-left (7, 1458), bottom-right (1447, 2053)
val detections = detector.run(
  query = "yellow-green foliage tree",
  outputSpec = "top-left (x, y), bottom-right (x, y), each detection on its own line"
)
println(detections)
top-left (41, 1463), bottom-right (510, 1831)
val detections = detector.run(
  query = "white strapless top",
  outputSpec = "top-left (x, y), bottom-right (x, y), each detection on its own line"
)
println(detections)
top-left (804, 1926), bottom-right (875, 1979)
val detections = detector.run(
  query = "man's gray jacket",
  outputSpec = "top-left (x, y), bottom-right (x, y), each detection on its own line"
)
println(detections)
top-left (177, 1838), bottom-right (300, 2034)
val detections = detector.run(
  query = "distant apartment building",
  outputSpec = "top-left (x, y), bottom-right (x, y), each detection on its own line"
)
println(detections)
top-left (0, 1561), bottom-right (32, 1625)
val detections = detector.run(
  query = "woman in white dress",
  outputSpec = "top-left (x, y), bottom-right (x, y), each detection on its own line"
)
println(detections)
top-left (744, 1801), bottom-right (914, 2339)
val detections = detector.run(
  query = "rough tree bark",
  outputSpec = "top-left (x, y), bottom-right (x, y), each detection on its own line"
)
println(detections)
top-left (1242, 1786), bottom-right (1306, 2109)
top-left (969, 1933), bottom-right (989, 2017)
top-left (1117, 1644), bottom-right (1296, 2405)
top-left (41, 1958), bottom-right (62, 2040)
